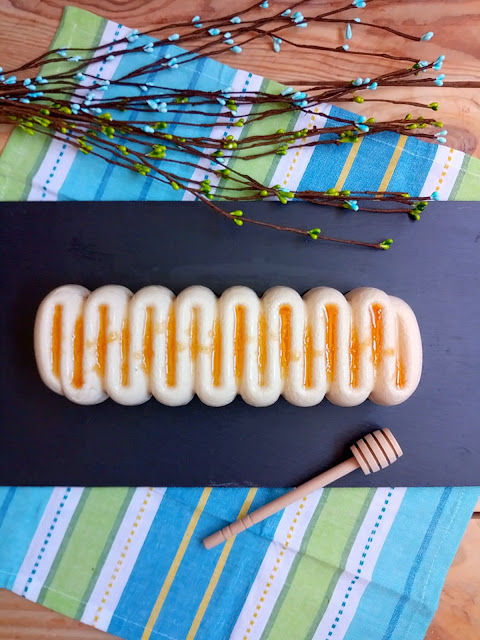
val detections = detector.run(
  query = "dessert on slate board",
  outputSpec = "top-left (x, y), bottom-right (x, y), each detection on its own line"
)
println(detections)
top-left (34, 284), bottom-right (422, 407)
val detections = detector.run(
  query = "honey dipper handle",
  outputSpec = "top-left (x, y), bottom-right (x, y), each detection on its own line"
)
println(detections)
top-left (203, 457), bottom-right (359, 550)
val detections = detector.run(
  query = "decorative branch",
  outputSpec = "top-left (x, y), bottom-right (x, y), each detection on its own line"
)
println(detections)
top-left (0, 0), bottom-right (462, 249)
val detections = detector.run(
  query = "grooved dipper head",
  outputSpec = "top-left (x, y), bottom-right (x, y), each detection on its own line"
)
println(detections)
top-left (351, 428), bottom-right (403, 474)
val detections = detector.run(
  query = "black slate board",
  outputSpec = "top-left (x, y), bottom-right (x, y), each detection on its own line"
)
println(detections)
top-left (1, 201), bottom-right (479, 487)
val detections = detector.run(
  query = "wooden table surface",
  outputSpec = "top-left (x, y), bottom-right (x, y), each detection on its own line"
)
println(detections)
top-left (0, 0), bottom-right (478, 638)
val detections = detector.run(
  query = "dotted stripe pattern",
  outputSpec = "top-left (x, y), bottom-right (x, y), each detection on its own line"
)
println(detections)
top-left (41, 25), bottom-right (122, 199)
top-left (217, 72), bottom-right (254, 178)
top-left (41, 146), bottom-right (67, 198)
top-left (191, 71), bottom-right (253, 201)
top-left (23, 488), bottom-right (72, 594)
top-left (325, 490), bottom-right (395, 639)
top-left (92, 487), bottom-right (154, 625)
top-left (243, 497), bottom-right (308, 639)
top-left (433, 147), bottom-right (454, 193)
top-left (225, 72), bottom-right (253, 133)
top-left (280, 107), bottom-right (320, 189)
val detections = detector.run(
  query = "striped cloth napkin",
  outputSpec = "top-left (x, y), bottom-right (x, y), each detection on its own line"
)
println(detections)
top-left (0, 8), bottom-right (478, 640)
top-left (0, 486), bottom-right (478, 640)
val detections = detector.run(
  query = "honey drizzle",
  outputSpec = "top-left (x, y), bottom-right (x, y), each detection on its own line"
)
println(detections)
top-left (212, 320), bottom-right (222, 387)
top-left (190, 308), bottom-right (199, 362)
top-left (325, 304), bottom-right (338, 383)
top-left (52, 305), bottom-right (62, 379)
top-left (396, 358), bottom-right (406, 388)
top-left (54, 298), bottom-right (408, 393)
top-left (166, 305), bottom-right (176, 387)
top-left (350, 326), bottom-right (359, 388)
top-left (304, 323), bottom-right (313, 389)
top-left (258, 313), bottom-right (267, 386)
top-left (396, 318), bottom-right (407, 389)
top-left (279, 306), bottom-right (291, 379)
top-left (96, 305), bottom-right (108, 379)
top-left (72, 315), bottom-right (84, 388)
top-left (371, 304), bottom-right (383, 368)
top-left (143, 307), bottom-right (154, 375)
top-left (121, 319), bottom-right (130, 386)
top-left (234, 305), bottom-right (246, 383)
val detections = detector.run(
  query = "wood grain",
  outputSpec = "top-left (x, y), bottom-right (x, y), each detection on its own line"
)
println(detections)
top-left (0, 0), bottom-right (479, 155)
top-left (0, 517), bottom-right (478, 639)
top-left (0, 589), bottom-right (115, 639)
top-left (425, 518), bottom-right (480, 640)
top-left (0, 0), bottom-right (478, 637)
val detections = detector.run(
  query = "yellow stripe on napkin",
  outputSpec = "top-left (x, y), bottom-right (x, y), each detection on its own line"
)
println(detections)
top-left (334, 139), bottom-right (363, 191)
top-left (141, 487), bottom-right (212, 640)
top-left (186, 488), bottom-right (258, 640)
top-left (377, 135), bottom-right (408, 192)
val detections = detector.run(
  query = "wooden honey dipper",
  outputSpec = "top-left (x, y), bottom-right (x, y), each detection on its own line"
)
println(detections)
top-left (203, 428), bottom-right (402, 550)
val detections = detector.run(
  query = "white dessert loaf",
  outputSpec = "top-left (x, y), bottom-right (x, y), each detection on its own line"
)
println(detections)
top-left (34, 285), bottom-right (422, 407)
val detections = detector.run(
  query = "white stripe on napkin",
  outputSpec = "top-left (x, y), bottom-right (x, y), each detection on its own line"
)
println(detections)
top-left (230, 488), bottom-right (324, 640)
top-left (12, 487), bottom-right (84, 602)
top-left (81, 486), bottom-right (165, 631)
top-left (268, 103), bottom-right (332, 194)
top-left (312, 487), bottom-right (406, 640)
top-left (420, 145), bottom-right (464, 200)
top-left (182, 69), bottom-right (264, 201)
top-left (28, 22), bottom-right (130, 201)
